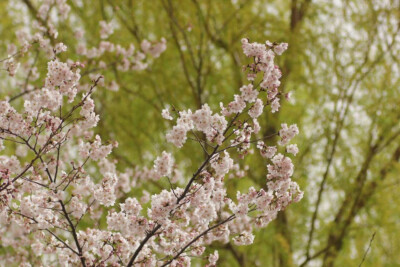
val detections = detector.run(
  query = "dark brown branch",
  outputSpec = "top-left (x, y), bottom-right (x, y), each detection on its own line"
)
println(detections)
top-left (160, 215), bottom-right (236, 266)
top-left (59, 200), bottom-right (86, 266)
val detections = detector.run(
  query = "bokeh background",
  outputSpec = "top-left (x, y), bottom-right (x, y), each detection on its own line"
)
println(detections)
top-left (1, 0), bottom-right (399, 266)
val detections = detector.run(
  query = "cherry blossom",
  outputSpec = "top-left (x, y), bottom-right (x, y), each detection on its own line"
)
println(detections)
top-left (287, 144), bottom-right (299, 156)
top-left (153, 151), bottom-right (174, 178)
top-left (0, 9), bottom-right (302, 264)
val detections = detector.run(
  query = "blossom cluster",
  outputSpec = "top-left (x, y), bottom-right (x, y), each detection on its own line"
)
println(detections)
top-left (4, 0), bottom-right (167, 95)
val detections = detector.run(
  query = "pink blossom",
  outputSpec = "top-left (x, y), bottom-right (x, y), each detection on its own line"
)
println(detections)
top-left (274, 42), bottom-right (289, 55)
top-left (287, 144), bottom-right (299, 156)
top-left (153, 151), bottom-right (174, 178)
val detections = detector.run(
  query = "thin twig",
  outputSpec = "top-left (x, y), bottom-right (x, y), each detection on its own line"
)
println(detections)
top-left (358, 232), bottom-right (376, 267)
